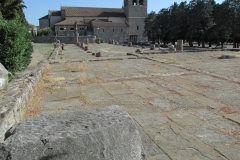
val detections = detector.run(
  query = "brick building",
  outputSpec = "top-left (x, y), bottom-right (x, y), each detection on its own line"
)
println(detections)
top-left (39, 0), bottom-right (148, 43)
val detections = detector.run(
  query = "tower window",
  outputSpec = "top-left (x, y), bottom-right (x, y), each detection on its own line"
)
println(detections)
top-left (139, 0), bottom-right (144, 5)
top-left (132, 0), bottom-right (137, 6)
top-left (137, 26), bottom-right (139, 30)
top-left (103, 29), bottom-right (104, 32)
top-left (113, 29), bottom-right (114, 32)
top-left (121, 28), bottom-right (122, 32)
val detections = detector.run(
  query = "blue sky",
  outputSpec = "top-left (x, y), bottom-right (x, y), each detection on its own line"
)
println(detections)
top-left (23, 0), bottom-right (224, 26)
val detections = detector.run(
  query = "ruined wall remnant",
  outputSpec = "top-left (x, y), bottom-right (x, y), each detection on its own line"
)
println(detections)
top-left (0, 63), bottom-right (8, 90)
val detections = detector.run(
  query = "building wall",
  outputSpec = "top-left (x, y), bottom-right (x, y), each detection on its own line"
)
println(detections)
top-left (124, 0), bottom-right (148, 42)
top-left (50, 16), bottom-right (62, 29)
top-left (93, 26), bottom-right (128, 42)
top-left (55, 25), bottom-right (92, 37)
top-left (128, 17), bottom-right (147, 42)
top-left (39, 19), bottom-right (49, 29)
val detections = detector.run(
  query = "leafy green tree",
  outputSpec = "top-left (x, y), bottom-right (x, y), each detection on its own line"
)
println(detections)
top-left (208, 2), bottom-right (232, 47)
top-left (0, 14), bottom-right (33, 73)
top-left (0, 0), bottom-right (27, 24)
top-left (38, 27), bottom-right (53, 36)
top-left (156, 8), bottom-right (171, 44)
top-left (224, 0), bottom-right (240, 48)
top-left (144, 11), bottom-right (157, 42)
top-left (168, 2), bottom-right (189, 43)
top-left (187, 0), bottom-right (214, 47)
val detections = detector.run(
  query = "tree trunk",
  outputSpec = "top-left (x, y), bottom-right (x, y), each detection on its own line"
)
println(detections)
top-left (189, 39), bottom-right (193, 47)
top-left (209, 41), bottom-right (212, 47)
top-left (221, 41), bottom-right (224, 48)
top-left (202, 40), bottom-right (205, 48)
top-left (233, 38), bottom-right (236, 48)
top-left (198, 40), bottom-right (201, 47)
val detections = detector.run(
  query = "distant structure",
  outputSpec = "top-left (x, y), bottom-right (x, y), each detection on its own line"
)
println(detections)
top-left (39, 0), bottom-right (148, 42)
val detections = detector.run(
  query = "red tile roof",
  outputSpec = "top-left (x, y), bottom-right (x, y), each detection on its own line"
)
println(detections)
top-left (61, 7), bottom-right (126, 17)
top-left (48, 10), bottom-right (61, 16)
top-left (55, 20), bottom-right (85, 26)
top-left (92, 21), bottom-right (128, 27)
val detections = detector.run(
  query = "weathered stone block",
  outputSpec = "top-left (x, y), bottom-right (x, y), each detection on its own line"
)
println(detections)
top-left (150, 44), bottom-right (155, 50)
top-left (176, 40), bottom-right (183, 51)
top-left (96, 52), bottom-right (103, 57)
top-left (0, 63), bottom-right (8, 90)
top-left (128, 42), bottom-right (132, 47)
top-left (1, 106), bottom-right (145, 160)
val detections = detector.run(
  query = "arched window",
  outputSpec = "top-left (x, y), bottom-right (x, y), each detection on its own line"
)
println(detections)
top-left (132, 0), bottom-right (137, 5)
top-left (137, 26), bottom-right (139, 30)
top-left (79, 26), bottom-right (84, 30)
top-left (59, 27), bottom-right (65, 31)
top-left (139, 0), bottom-right (144, 5)
top-left (69, 27), bottom-right (74, 31)
top-left (103, 29), bottom-right (105, 32)
top-left (113, 29), bottom-right (115, 32)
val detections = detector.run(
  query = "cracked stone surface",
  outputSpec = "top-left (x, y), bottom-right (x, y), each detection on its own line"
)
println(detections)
top-left (4, 44), bottom-right (239, 159)
top-left (1, 106), bottom-right (145, 160)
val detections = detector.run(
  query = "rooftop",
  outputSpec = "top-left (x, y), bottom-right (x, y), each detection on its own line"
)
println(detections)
top-left (61, 6), bottom-right (125, 17)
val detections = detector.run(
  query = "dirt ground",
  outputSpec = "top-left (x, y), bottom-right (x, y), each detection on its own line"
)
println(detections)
top-left (27, 43), bottom-right (240, 160)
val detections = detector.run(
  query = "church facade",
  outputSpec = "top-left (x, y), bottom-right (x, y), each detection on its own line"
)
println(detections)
top-left (39, 0), bottom-right (148, 43)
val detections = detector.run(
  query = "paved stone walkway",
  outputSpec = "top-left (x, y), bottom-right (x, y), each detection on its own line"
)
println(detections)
top-left (38, 44), bottom-right (240, 159)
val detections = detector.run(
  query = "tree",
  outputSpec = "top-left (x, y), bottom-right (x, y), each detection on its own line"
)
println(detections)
top-left (209, 2), bottom-right (232, 47)
top-left (187, 0), bottom-right (214, 47)
top-left (168, 2), bottom-right (189, 43)
top-left (156, 8), bottom-right (171, 44)
top-left (0, 0), bottom-right (27, 24)
top-left (0, 13), bottom-right (33, 73)
top-left (144, 11), bottom-right (157, 42)
top-left (224, 0), bottom-right (240, 48)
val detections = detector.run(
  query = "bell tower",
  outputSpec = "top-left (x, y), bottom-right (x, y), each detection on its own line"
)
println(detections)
top-left (124, 0), bottom-right (148, 42)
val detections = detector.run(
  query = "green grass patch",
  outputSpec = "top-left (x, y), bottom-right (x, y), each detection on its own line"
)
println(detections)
top-left (33, 43), bottom-right (54, 59)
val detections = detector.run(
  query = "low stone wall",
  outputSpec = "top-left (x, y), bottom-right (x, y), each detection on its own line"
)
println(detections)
top-left (1, 106), bottom-right (146, 160)
top-left (33, 36), bottom-right (96, 44)
top-left (49, 44), bottom-right (61, 60)
top-left (0, 61), bottom-right (47, 142)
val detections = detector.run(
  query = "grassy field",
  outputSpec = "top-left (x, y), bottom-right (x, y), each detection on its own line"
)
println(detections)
top-left (27, 43), bottom-right (54, 69)
top-left (32, 43), bottom-right (54, 59)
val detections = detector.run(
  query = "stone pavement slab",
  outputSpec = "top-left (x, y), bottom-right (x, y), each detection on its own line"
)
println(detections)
top-left (26, 44), bottom-right (240, 159)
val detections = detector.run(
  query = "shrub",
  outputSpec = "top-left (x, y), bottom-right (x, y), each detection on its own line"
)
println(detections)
top-left (95, 37), bottom-right (105, 43)
top-left (100, 38), bottom-right (105, 43)
top-left (0, 14), bottom-right (33, 74)
top-left (38, 27), bottom-right (52, 36)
